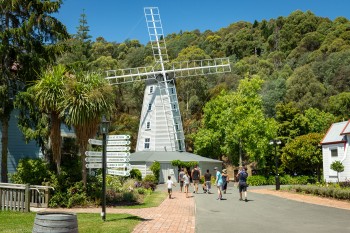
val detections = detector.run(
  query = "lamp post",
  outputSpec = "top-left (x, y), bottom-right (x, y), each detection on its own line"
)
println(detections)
top-left (269, 139), bottom-right (281, 190)
top-left (100, 116), bottom-right (110, 221)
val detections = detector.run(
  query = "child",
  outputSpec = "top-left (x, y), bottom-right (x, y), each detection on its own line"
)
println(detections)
top-left (166, 175), bottom-right (176, 199)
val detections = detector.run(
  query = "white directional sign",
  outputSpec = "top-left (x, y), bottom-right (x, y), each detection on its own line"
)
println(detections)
top-left (107, 163), bottom-right (131, 168)
top-left (88, 139), bottom-right (103, 146)
top-left (85, 157), bottom-right (102, 163)
top-left (107, 140), bottom-right (130, 146)
top-left (107, 146), bottom-right (130, 152)
top-left (86, 151), bottom-right (131, 157)
top-left (107, 158), bottom-right (130, 163)
top-left (86, 163), bottom-right (102, 169)
top-left (85, 151), bottom-right (102, 156)
top-left (107, 169), bottom-right (130, 176)
top-left (85, 157), bottom-right (130, 163)
top-left (107, 135), bottom-right (131, 140)
top-left (106, 152), bottom-right (130, 157)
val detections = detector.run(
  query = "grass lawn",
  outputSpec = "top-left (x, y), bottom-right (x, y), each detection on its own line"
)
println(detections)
top-left (0, 191), bottom-right (167, 232)
top-left (0, 212), bottom-right (139, 233)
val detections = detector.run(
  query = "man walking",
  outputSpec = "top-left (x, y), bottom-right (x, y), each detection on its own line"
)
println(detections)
top-left (191, 165), bottom-right (201, 194)
top-left (237, 165), bottom-right (248, 202)
top-left (204, 169), bottom-right (212, 194)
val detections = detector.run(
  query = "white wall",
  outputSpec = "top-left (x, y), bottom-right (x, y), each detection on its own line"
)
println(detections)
top-left (322, 142), bottom-right (349, 182)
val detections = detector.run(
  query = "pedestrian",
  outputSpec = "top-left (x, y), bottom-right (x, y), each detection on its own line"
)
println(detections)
top-left (191, 164), bottom-right (201, 194)
top-left (236, 165), bottom-right (248, 202)
top-left (204, 169), bottom-right (212, 194)
top-left (179, 168), bottom-right (185, 192)
top-left (222, 169), bottom-right (229, 194)
top-left (166, 175), bottom-right (176, 199)
top-left (183, 170), bottom-right (191, 198)
top-left (214, 167), bottom-right (223, 200)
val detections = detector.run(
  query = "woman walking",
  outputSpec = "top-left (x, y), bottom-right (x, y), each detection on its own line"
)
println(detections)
top-left (214, 167), bottom-right (223, 200)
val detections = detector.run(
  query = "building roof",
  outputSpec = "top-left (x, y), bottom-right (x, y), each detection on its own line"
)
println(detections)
top-left (320, 120), bottom-right (349, 145)
top-left (130, 151), bottom-right (222, 163)
top-left (341, 120), bottom-right (350, 135)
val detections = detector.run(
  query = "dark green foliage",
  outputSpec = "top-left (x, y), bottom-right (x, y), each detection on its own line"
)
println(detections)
top-left (143, 174), bottom-right (157, 184)
top-left (290, 185), bottom-right (350, 200)
top-left (150, 161), bottom-right (161, 183)
top-left (247, 175), bottom-right (267, 186)
top-left (11, 158), bottom-right (51, 185)
top-left (130, 169), bottom-right (142, 181)
top-left (247, 175), bottom-right (316, 186)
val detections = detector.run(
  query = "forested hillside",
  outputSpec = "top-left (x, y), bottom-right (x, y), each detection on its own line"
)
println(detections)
top-left (25, 10), bottom-right (350, 175)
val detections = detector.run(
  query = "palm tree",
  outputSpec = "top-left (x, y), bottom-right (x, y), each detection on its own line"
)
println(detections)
top-left (63, 71), bottom-right (115, 186)
top-left (33, 65), bottom-right (67, 174)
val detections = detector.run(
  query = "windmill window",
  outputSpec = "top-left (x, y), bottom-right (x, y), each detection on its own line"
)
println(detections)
top-left (172, 104), bottom-right (177, 111)
top-left (170, 88), bottom-right (174, 94)
top-left (331, 148), bottom-right (338, 157)
top-left (146, 121), bottom-right (151, 130)
top-left (175, 123), bottom-right (179, 130)
top-left (144, 138), bottom-right (150, 149)
top-left (148, 103), bottom-right (152, 111)
top-left (149, 86), bottom-right (154, 94)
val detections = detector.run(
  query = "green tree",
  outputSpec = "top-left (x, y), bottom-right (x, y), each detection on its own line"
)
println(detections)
top-left (281, 132), bottom-right (323, 180)
top-left (33, 65), bottom-right (68, 174)
top-left (330, 160), bottom-right (344, 183)
top-left (194, 76), bottom-right (277, 167)
top-left (63, 71), bottom-right (115, 186)
top-left (0, 0), bottom-right (68, 182)
top-left (327, 92), bottom-right (350, 121)
top-left (285, 65), bottom-right (326, 111)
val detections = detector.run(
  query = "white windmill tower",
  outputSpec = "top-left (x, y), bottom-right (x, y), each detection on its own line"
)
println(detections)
top-left (106, 7), bottom-right (231, 152)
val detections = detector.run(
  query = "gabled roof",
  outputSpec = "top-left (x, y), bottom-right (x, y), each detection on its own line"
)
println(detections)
top-left (320, 120), bottom-right (349, 145)
top-left (340, 120), bottom-right (350, 135)
top-left (130, 151), bottom-right (222, 163)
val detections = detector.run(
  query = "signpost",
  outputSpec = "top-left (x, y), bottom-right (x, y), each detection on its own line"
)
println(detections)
top-left (86, 134), bottom-right (131, 178)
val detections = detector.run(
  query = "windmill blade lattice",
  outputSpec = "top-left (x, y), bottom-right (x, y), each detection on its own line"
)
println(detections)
top-left (105, 7), bottom-right (231, 152)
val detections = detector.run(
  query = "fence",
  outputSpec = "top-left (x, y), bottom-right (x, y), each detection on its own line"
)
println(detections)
top-left (0, 183), bottom-right (53, 212)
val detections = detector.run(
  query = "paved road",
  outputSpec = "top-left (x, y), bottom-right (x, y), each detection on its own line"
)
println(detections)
top-left (194, 183), bottom-right (350, 233)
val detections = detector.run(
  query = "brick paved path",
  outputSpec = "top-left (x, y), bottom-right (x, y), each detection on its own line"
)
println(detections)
top-left (43, 190), bottom-right (195, 233)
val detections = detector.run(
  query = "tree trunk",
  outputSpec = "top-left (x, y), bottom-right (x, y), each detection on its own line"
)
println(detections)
top-left (50, 112), bottom-right (62, 174)
top-left (1, 120), bottom-right (9, 183)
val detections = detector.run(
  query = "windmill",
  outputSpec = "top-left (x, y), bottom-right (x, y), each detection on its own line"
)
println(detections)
top-left (106, 7), bottom-right (231, 152)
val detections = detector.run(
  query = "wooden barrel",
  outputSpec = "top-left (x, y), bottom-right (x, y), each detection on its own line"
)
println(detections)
top-left (32, 212), bottom-right (78, 233)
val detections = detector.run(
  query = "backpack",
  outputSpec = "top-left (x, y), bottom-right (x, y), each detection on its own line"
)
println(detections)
top-left (192, 169), bottom-right (200, 180)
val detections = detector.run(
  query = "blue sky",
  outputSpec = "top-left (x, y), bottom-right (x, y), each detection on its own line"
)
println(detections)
top-left (55, 0), bottom-right (349, 45)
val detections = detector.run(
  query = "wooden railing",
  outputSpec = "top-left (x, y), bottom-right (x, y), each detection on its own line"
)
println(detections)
top-left (0, 183), bottom-right (53, 212)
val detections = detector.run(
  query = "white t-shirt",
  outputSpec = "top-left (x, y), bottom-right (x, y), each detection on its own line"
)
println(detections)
top-left (167, 179), bottom-right (174, 189)
top-left (184, 174), bottom-right (190, 185)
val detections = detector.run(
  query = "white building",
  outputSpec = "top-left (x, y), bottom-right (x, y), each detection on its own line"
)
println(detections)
top-left (320, 120), bottom-right (350, 182)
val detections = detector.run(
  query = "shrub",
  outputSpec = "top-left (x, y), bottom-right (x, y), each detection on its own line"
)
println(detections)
top-left (247, 175), bottom-right (267, 186)
top-left (141, 181), bottom-right (156, 191)
top-left (130, 169), bottom-right (142, 181)
top-left (150, 161), bottom-right (160, 183)
top-left (11, 158), bottom-right (51, 185)
top-left (144, 174), bottom-right (157, 183)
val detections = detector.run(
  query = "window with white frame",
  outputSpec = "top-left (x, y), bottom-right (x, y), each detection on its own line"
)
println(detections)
top-left (170, 87), bottom-right (175, 94)
top-left (149, 86), bottom-right (154, 94)
top-left (144, 138), bottom-right (150, 149)
top-left (172, 104), bottom-right (177, 111)
top-left (331, 148), bottom-right (338, 157)
top-left (148, 103), bottom-right (152, 111)
top-left (146, 121), bottom-right (151, 130)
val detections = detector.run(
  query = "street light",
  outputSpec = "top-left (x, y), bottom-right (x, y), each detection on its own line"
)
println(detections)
top-left (100, 116), bottom-right (110, 221)
top-left (269, 139), bottom-right (281, 190)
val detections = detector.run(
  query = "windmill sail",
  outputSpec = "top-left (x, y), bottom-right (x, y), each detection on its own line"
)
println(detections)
top-left (105, 7), bottom-right (231, 152)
